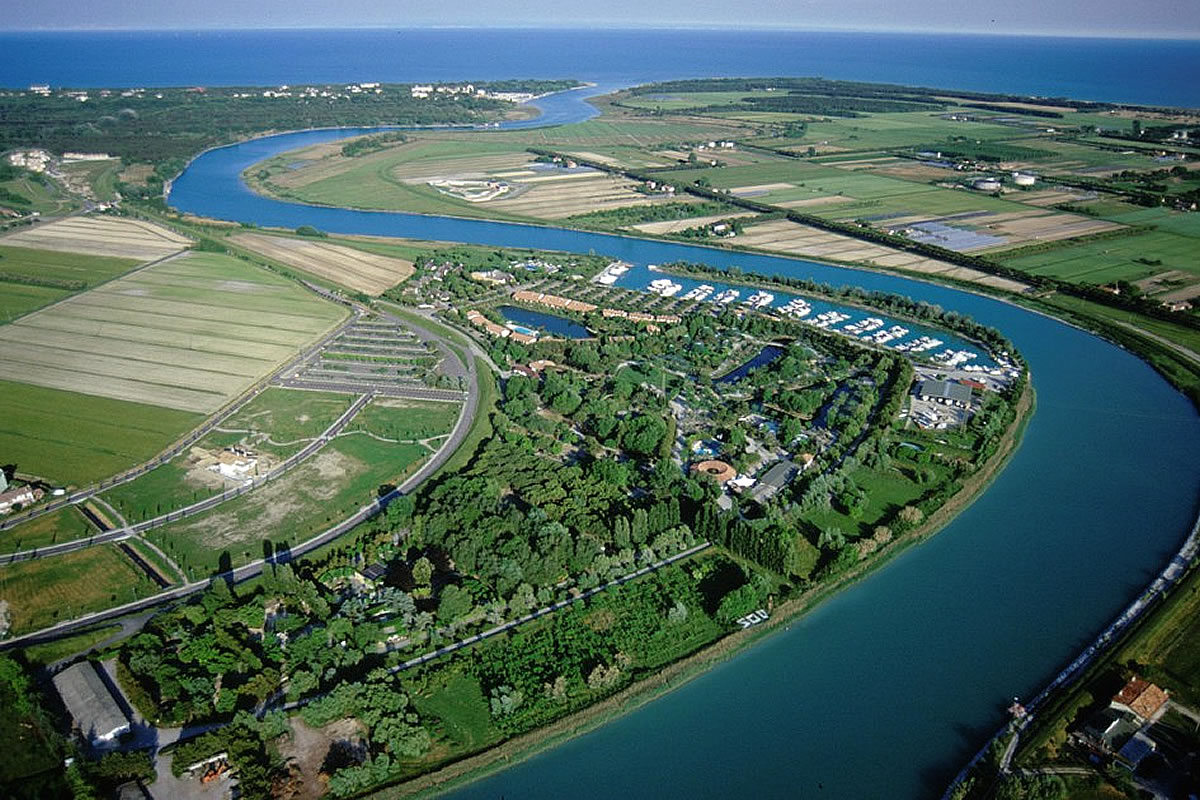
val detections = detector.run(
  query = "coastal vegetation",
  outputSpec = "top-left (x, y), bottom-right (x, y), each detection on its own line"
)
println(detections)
top-left (40, 240), bottom-right (1029, 796)
top-left (3, 72), bottom-right (1197, 800)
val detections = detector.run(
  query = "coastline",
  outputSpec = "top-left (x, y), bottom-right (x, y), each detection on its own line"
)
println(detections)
top-left (369, 379), bottom-right (1036, 799)
top-left (162, 125), bottom-right (1200, 799)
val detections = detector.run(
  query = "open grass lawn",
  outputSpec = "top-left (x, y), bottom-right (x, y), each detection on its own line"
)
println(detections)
top-left (799, 462), bottom-right (934, 539)
top-left (414, 669), bottom-right (501, 751)
top-left (1001, 228), bottom-right (1200, 284)
top-left (0, 545), bottom-right (159, 635)
top-left (102, 388), bottom-right (356, 522)
top-left (0, 379), bottom-right (202, 485)
top-left (349, 397), bottom-right (461, 441)
top-left (149, 435), bottom-right (429, 577)
top-left (0, 505), bottom-right (95, 555)
top-left (222, 387), bottom-right (356, 443)
top-left (101, 460), bottom-right (207, 524)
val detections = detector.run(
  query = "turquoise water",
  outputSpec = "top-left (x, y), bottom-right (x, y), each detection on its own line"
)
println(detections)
top-left (166, 118), bottom-right (1200, 798)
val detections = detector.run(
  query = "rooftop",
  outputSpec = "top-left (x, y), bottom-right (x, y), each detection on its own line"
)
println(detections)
top-left (916, 379), bottom-right (972, 405)
top-left (1112, 676), bottom-right (1169, 720)
top-left (52, 662), bottom-right (130, 747)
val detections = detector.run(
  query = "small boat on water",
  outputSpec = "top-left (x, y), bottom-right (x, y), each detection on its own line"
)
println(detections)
top-left (649, 278), bottom-right (682, 297)
top-left (682, 284), bottom-right (715, 301)
top-left (714, 289), bottom-right (740, 304)
top-left (780, 298), bottom-right (812, 317)
top-left (743, 291), bottom-right (775, 308)
top-left (596, 260), bottom-right (631, 285)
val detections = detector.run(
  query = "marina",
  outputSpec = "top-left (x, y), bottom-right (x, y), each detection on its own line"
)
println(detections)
top-left (165, 115), bottom-right (1200, 800)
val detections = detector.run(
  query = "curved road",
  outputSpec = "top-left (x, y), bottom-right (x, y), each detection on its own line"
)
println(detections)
top-left (0, 312), bottom-right (480, 650)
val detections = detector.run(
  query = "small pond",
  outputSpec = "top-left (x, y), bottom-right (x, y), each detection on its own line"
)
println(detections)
top-left (498, 305), bottom-right (591, 339)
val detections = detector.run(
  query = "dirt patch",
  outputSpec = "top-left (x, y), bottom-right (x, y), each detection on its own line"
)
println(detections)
top-left (278, 718), bottom-right (366, 800)
top-left (181, 448), bottom-right (363, 551)
top-left (232, 233), bottom-right (414, 295)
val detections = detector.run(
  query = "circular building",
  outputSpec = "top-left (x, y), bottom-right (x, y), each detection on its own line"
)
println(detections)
top-left (692, 460), bottom-right (737, 485)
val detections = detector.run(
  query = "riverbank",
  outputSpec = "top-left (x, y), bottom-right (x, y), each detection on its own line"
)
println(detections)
top-left (367, 379), bottom-right (1034, 799)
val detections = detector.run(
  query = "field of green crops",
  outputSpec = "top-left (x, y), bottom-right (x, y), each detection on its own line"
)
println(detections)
top-left (0, 252), bottom-right (346, 413)
top-left (0, 378), bottom-right (202, 485)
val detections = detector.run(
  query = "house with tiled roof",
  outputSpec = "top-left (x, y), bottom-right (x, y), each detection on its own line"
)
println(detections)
top-left (1110, 676), bottom-right (1169, 722)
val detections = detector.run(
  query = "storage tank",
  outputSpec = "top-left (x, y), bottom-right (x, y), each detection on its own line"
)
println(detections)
top-left (1012, 172), bottom-right (1037, 187)
top-left (972, 177), bottom-right (1002, 192)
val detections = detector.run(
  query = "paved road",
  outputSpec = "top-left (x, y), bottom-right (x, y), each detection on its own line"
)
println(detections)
top-left (0, 307), bottom-right (364, 535)
top-left (0, 313), bottom-right (480, 650)
top-left (2, 393), bottom-right (374, 565)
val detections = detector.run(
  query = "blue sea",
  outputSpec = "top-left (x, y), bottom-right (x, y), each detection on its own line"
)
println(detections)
top-left (2, 28), bottom-right (1198, 107)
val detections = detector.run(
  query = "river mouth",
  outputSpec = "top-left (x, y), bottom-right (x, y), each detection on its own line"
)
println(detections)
top-left (167, 117), bottom-right (1200, 799)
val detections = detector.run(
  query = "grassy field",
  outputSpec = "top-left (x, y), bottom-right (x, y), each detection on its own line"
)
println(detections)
top-left (148, 435), bottom-right (430, 577)
top-left (19, 624), bottom-right (122, 665)
top-left (102, 388), bottom-right (356, 522)
top-left (0, 282), bottom-right (69, 319)
top-left (0, 244), bottom-right (141, 319)
top-left (414, 670), bottom-right (502, 751)
top-left (0, 379), bottom-right (202, 485)
top-left (0, 172), bottom-right (77, 216)
top-left (0, 252), bottom-right (346, 413)
top-left (0, 244), bottom-right (140, 286)
top-left (348, 397), bottom-right (461, 441)
top-left (0, 545), bottom-right (159, 635)
top-left (769, 112), bottom-right (1028, 152)
top-left (221, 387), bottom-right (356, 443)
top-left (1002, 228), bottom-right (1200, 284)
top-left (0, 505), bottom-right (96, 555)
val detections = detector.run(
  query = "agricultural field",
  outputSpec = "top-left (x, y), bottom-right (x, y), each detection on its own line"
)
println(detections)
top-left (0, 283), bottom-right (68, 320)
top-left (729, 218), bottom-right (1029, 292)
top-left (231, 232), bottom-right (415, 295)
top-left (632, 210), bottom-right (760, 235)
top-left (771, 112), bottom-right (1030, 153)
top-left (0, 544), bottom-right (160, 636)
top-left (0, 506), bottom-right (96, 556)
top-left (1001, 227), bottom-right (1200, 285)
top-left (101, 388), bottom-right (357, 522)
top-left (257, 135), bottom-right (699, 222)
top-left (148, 434), bottom-right (430, 577)
top-left (0, 252), bottom-right (347, 413)
top-left (0, 378), bottom-right (202, 485)
top-left (0, 215), bottom-right (191, 260)
top-left (0, 244), bottom-right (141, 319)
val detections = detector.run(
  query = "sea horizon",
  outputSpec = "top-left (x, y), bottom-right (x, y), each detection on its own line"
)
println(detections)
top-left (2, 27), bottom-right (1197, 107)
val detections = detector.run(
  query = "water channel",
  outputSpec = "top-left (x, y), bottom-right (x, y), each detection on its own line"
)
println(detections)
top-left (168, 103), bottom-right (1200, 797)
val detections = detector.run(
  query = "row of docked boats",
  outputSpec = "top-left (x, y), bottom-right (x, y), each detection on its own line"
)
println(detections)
top-left (606, 266), bottom-right (988, 367)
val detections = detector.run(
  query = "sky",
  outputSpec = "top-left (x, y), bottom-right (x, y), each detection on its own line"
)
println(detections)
top-left (4, 0), bottom-right (1199, 38)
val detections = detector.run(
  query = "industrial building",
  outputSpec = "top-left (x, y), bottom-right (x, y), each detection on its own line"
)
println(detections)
top-left (52, 662), bottom-right (131, 749)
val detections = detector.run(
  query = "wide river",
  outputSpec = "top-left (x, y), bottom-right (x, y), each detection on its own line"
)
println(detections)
top-left (168, 97), bottom-right (1200, 797)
